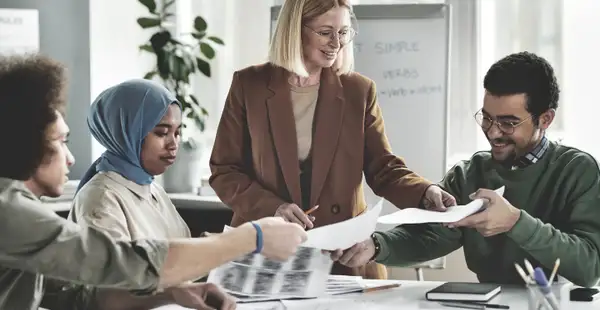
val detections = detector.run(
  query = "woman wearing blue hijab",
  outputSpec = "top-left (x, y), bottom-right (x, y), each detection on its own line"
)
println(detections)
top-left (68, 79), bottom-right (236, 310)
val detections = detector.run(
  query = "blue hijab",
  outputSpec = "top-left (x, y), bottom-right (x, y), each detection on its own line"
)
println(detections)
top-left (77, 79), bottom-right (181, 192)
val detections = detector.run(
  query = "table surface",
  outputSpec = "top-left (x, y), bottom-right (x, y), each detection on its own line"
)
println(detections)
top-left (152, 280), bottom-right (599, 310)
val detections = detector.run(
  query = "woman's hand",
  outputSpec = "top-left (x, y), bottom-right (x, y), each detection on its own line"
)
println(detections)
top-left (274, 203), bottom-right (315, 229)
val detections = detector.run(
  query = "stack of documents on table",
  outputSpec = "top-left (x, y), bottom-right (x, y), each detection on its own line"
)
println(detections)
top-left (207, 200), bottom-right (383, 303)
top-left (207, 246), bottom-right (333, 303)
top-left (377, 186), bottom-right (505, 226)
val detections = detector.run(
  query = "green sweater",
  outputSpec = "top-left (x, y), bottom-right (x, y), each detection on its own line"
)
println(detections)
top-left (374, 142), bottom-right (600, 287)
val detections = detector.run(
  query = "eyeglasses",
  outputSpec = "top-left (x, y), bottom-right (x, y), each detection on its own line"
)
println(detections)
top-left (473, 110), bottom-right (532, 134)
top-left (303, 25), bottom-right (357, 45)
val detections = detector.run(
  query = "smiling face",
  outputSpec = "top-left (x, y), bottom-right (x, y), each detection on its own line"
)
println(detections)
top-left (481, 92), bottom-right (554, 163)
top-left (140, 104), bottom-right (182, 176)
top-left (24, 111), bottom-right (75, 198)
top-left (302, 6), bottom-right (351, 73)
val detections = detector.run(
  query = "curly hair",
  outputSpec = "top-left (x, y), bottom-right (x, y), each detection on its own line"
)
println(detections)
top-left (483, 51), bottom-right (560, 124)
top-left (0, 54), bottom-right (67, 180)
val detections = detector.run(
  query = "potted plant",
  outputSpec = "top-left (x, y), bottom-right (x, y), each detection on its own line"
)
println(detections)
top-left (137, 0), bottom-right (224, 193)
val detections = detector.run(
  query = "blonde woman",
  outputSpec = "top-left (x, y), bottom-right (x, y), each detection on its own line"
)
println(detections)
top-left (209, 0), bottom-right (456, 280)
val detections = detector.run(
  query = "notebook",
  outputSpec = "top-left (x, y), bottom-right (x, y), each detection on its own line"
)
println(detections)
top-left (425, 282), bottom-right (501, 302)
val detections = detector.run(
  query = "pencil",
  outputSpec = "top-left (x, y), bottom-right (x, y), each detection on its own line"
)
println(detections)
top-left (514, 263), bottom-right (535, 285)
top-left (524, 259), bottom-right (535, 277)
top-left (363, 283), bottom-right (400, 293)
top-left (304, 205), bottom-right (319, 215)
top-left (548, 258), bottom-right (560, 283)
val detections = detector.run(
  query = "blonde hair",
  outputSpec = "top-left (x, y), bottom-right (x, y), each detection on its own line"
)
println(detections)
top-left (269, 0), bottom-right (355, 77)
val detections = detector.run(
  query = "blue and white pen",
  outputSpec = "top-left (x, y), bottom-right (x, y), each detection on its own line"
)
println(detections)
top-left (533, 267), bottom-right (560, 310)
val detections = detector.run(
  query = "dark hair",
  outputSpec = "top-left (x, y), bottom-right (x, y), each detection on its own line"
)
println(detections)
top-left (0, 54), bottom-right (67, 180)
top-left (483, 51), bottom-right (560, 123)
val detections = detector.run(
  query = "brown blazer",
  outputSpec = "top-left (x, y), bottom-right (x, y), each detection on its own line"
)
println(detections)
top-left (209, 63), bottom-right (432, 279)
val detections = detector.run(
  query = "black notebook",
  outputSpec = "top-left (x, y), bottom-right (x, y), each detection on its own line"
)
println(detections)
top-left (425, 282), bottom-right (501, 302)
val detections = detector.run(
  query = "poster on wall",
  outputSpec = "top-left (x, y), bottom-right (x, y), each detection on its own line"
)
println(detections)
top-left (0, 8), bottom-right (39, 55)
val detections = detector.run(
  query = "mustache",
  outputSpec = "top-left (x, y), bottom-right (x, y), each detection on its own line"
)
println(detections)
top-left (488, 137), bottom-right (514, 144)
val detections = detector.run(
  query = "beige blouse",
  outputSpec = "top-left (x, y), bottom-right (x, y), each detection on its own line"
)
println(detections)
top-left (69, 171), bottom-right (190, 241)
top-left (290, 83), bottom-right (319, 161)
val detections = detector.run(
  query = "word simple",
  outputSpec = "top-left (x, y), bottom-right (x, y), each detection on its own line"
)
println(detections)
top-left (375, 41), bottom-right (420, 54)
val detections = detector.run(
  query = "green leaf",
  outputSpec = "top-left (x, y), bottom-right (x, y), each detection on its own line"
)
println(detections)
top-left (193, 16), bottom-right (207, 32)
top-left (191, 32), bottom-right (206, 40)
top-left (137, 17), bottom-right (161, 28)
top-left (196, 57), bottom-right (211, 77)
top-left (200, 43), bottom-right (215, 59)
top-left (143, 71), bottom-right (157, 79)
top-left (182, 53), bottom-right (196, 73)
top-left (168, 54), bottom-right (182, 81)
top-left (207, 36), bottom-right (224, 45)
top-left (156, 50), bottom-right (170, 79)
top-left (138, 0), bottom-right (157, 13)
top-left (164, 0), bottom-right (176, 10)
top-left (138, 44), bottom-right (154, 52)
top-left (150, 31), bottom-right (171, 51)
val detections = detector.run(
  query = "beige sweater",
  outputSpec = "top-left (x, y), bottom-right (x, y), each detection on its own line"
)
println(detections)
top-left (290, 82), bottom-right (319, 161)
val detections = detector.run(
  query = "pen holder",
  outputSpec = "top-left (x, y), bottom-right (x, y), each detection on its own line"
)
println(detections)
top-left (526, 283), bottom-right (571, 310)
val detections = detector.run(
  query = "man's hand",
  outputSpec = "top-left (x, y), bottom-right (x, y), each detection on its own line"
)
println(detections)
top-left (421, 185), bottom-right (457, 212)
top-left (168, 283), bottom-right (236, 310)
top-left (274, 203), bottom-right (315, 229)
top-left (328, 238), bottom-right (376, 268)
top-left (447, 188), bottom-right (521, 237)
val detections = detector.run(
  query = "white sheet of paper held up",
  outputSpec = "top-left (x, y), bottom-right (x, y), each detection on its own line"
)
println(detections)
top-left (377, 186), bottom-right (505, 226)
top-left (301, 199), bottom-right (384, 251)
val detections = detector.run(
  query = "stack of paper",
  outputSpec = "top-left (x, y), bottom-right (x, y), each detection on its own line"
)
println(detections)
top-left (326, 275), bottom-right (365, 295)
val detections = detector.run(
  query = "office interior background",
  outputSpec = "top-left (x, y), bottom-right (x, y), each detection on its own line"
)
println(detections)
top-left (1, 0), bottom-right (598, 282)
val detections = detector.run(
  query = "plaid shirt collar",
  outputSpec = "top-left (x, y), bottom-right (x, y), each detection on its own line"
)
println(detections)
top-left (512, 136), bottom-right (549, 170)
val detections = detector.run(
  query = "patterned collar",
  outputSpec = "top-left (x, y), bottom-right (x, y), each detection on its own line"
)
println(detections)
top-left (512, 136), bottom-right (549, 169)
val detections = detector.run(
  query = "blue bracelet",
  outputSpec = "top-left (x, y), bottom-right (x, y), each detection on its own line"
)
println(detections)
top-left (250, 222), bottom-right (263, 254)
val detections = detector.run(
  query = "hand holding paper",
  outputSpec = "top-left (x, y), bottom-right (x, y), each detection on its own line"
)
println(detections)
top-left (377, 186), bottom-right (505, 226)
top-left (448, 186), bottom-right (521, 237)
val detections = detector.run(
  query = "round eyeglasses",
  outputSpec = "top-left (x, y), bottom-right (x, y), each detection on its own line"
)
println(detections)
top-left (473, 110), bottom-right (532, 135)
top-left (303, 25), bottom-right (357, 45)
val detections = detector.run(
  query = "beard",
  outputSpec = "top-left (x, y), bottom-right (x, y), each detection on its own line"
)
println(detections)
top-left (488, 136), bottom-right (519, 165)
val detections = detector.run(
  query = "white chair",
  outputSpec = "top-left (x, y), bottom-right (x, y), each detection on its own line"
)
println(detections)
top-left (408, 257), bottom-right (446, 281)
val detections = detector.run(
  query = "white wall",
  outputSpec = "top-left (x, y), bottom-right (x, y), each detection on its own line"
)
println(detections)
top-left (89, 0), bottom-right (157, 160)
top-left (186, 0), bottom-right (276, 177)
top-left (563, 0), bottom-right (600, 159)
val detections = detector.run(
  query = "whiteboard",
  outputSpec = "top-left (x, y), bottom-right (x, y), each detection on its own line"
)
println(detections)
top-left (0, 9), bottom-right (39, 55)
top-left (270, 4), bottom-right (450, 213)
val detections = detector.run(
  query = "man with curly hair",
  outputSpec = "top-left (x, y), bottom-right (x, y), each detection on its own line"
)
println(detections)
top-left (0, 54), bottom-right (307, 309)
top-left (334, 52), bottom-right (600, 287)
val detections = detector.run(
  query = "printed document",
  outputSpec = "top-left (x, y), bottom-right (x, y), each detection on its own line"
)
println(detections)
top-left (207, 245), bottom-right (333, 301)
top-left (377, 186), bottom-right (505, 225)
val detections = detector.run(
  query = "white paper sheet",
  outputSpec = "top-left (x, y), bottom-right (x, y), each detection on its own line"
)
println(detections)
top-left (377, 186), bottom-right (505, 225)
top-left (302, 199), bottom-right (384, 250)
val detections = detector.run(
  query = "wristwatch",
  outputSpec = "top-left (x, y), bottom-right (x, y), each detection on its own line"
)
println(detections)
top-left (369, 232), bottom-right (382, 262)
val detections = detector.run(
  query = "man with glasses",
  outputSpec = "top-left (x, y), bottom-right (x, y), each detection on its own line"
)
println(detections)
top-left (332, 52), bottom-right (600, 287)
